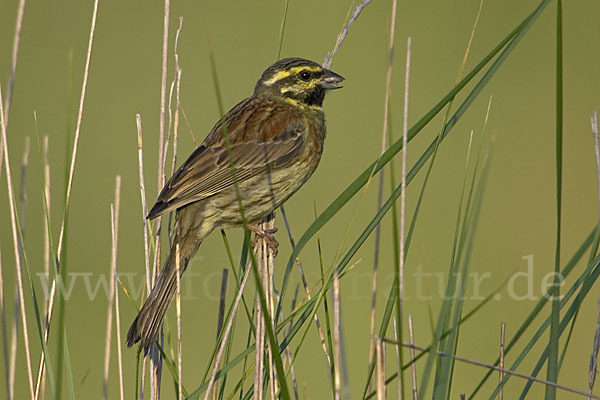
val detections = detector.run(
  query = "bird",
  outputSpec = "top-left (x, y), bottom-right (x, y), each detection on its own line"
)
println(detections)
top-left (126, 57), bottom-right (344, 353)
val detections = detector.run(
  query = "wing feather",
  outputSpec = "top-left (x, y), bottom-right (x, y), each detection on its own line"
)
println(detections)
top-left (147, 97), bottom-right (306, 219)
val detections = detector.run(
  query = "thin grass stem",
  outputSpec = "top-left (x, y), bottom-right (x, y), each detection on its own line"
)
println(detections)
top-left (396, 34), bottom-right (411, 400)
top-left (113, 178), bottom-right (124, 400)
top-left (33, 131), bottom-right (51, 400)
top-left (203, 262), bottom-right (253, 400)
top-left (376, 338), bottom-right (386, 400)
top-left (149, 2), bottom-right (171, 395)
top-left (279, 207), bottom-right (331, 366)
top-left (136, 115), bottom-right (152, 294)
top-left (103, 176), bottom-right (121, 399)
top-left (175, 244), bottom-right (182, 400)
top-left (333, 269), bottom-right (341, 400)
top-left (546, 1), bottom-right (563, 397)
top-left (392, 317), bottom-right (402, 400)
top-left (3, 0), bottom-right (26, 123)
top-left (38, 2), bottom-right (99, 396)
top-left (323, 0), bottom-right (372, 68)
top-left (499, 323), bottom-right (505, 400)
top-left (386, 340), bottom-right (600, 400)
top-left (0, 250), bottom-right (8, 400)
top-left (369, 0), bottom-right (398, 377)
top-left (588, 299), bottom-right (600, 399)
top-left (407, 315), bottom-right (417, 400)
top-left (0, 85), bottom-right (35, 399)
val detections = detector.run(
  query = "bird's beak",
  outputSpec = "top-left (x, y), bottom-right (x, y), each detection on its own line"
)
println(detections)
top-left (320, 69), bottom-right (344, 90)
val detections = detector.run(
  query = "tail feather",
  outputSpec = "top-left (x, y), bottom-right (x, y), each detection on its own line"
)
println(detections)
top-left (127, 239), bottom-right (199, 354)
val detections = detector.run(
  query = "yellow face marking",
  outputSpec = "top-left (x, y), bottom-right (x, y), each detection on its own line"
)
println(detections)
top-left (264, 66), bottom-right (322, 86)
top-left (282, 97), bottom-right (322, 110)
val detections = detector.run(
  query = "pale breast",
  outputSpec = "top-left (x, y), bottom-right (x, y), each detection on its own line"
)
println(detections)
top-left (210, 111), bottom-right (326, 227)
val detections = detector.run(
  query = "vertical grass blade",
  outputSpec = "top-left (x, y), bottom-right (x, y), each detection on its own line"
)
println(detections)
top-left (275, 0), bottom-right (289, 61)
top-left (2, 0), bottom-right (26, 123)
top-left (546, 1), bottom-right (563, 398)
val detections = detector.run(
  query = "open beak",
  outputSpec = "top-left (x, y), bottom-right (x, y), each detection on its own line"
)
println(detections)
top-left (321, 69), bottom-right (345, 90)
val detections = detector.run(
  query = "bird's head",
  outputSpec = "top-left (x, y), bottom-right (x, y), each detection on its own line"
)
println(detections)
top-left (254, 58), bottom-right (344, 109)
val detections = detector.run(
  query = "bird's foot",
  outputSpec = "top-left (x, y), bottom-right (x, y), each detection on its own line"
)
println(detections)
top-left (248, 225), bottom-right (279, 256)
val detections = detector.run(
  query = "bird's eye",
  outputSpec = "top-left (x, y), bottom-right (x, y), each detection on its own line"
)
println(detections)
top-left (299, 70), bottom-right (312, 81)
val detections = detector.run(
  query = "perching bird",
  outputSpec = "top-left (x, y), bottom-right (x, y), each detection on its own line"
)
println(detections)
top-left (127, 57), bottom-right (344, 353)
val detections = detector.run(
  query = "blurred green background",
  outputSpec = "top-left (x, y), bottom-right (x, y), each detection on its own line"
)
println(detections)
top-left (1, 0), bottom-right (600, 398)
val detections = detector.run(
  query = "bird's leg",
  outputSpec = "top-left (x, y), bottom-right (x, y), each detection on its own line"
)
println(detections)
top-left (247, 224), bottom-right (279, 256)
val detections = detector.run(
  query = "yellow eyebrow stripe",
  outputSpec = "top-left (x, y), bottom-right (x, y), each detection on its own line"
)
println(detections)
top-left (263, 66), bottom-right (322, 86)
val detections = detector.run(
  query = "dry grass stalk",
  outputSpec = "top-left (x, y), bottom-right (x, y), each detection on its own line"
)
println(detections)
top-left (392, 317), bottom-right (402, 400)
top-left (136, 115), bottom-right (152, 294)
top-left (591, 111), bottom-right (600, 223)
top-left (113, 178), bottom-right (124, 400)
top-left (590, 111), bottom-right (600, 400)
top-left (264, 217), bottom-right (278, 399)
top-left (103, 176), bottom-right (122, 400)
top-left (164, 17), bottom-right (183, 241)
top-left (397, 34), bottom-right (412, 392)
top-left (8, 289), bottom-right (18, 400)
top-left (140, 358), bottom-right (148, 400)
top-left (499, 322), bottom-right (505, 400)
top-left (323, 0), bottom-right (372, 69)
top-left (0, 7), bottom-right (25, 380)
top-left (369, 0), bottom-right (398, 376)
top-left (0, 251), bottom-right (7, 400)
top-left (389, 339), bottom-right (600, 399)
top-left (156, 0), bottom-right (171, 195)
top-left (333, 268), bottom-right (341, 400)
top-left (149, 2), bottom-right (172, 396)
top-left (407, 315), bottom-right (417, 400)
top-left (202, 258), bottom-right (253, 400)
top-left (0, 85), bottom-right (34, 399)
top-left (135, 114), bottom-right (151, 399)
top-left (254, 213), bottom-right (278, 399)
top-left (376, 338), bottom-right (386, 400)
top-left (254, 259), bottom-right (265, 400)
top-left (3, 0), bottom-right (26, 123)
top-left (175, 244), bottom-right (183, 400)
top-left (42, 136), bottom-right (50, 304)
top-left (168, 17), bottom-right (183, 178)
top-left (56, 0), bottom-right (98, 259)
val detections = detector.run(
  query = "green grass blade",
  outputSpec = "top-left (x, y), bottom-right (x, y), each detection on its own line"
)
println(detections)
top-left (520, 256), bottom-right (600, 399)
top-left (545, 0), bottom-right (563, 397)
top-left (5, 132), bottom-right (62, 399)
top-left (430, 134), bottom-right (478, 399)
top-left (483, 231), bottom-right (598, 399)
top-left (278, 0), bottom-right (552, 326)
top-left (62, 326), bottom-right (76, 399)
top-left (156, 344), bottom-right (190, 398)
top-left (469, 226), bottom-right (595, 398)
top-left (190, 2), bottom-right (555, 396)
top-left (363, 273), bottom-right (507, 399)
top-left (275, 0), bottom-right (290, 61)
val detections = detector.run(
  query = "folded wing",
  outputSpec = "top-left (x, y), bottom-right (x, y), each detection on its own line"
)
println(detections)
top-left (148, 98), bottom-right (306, 219)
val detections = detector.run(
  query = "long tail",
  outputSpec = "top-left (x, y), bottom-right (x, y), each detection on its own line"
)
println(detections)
top-left (127, 235), bottom-right (200, 354)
